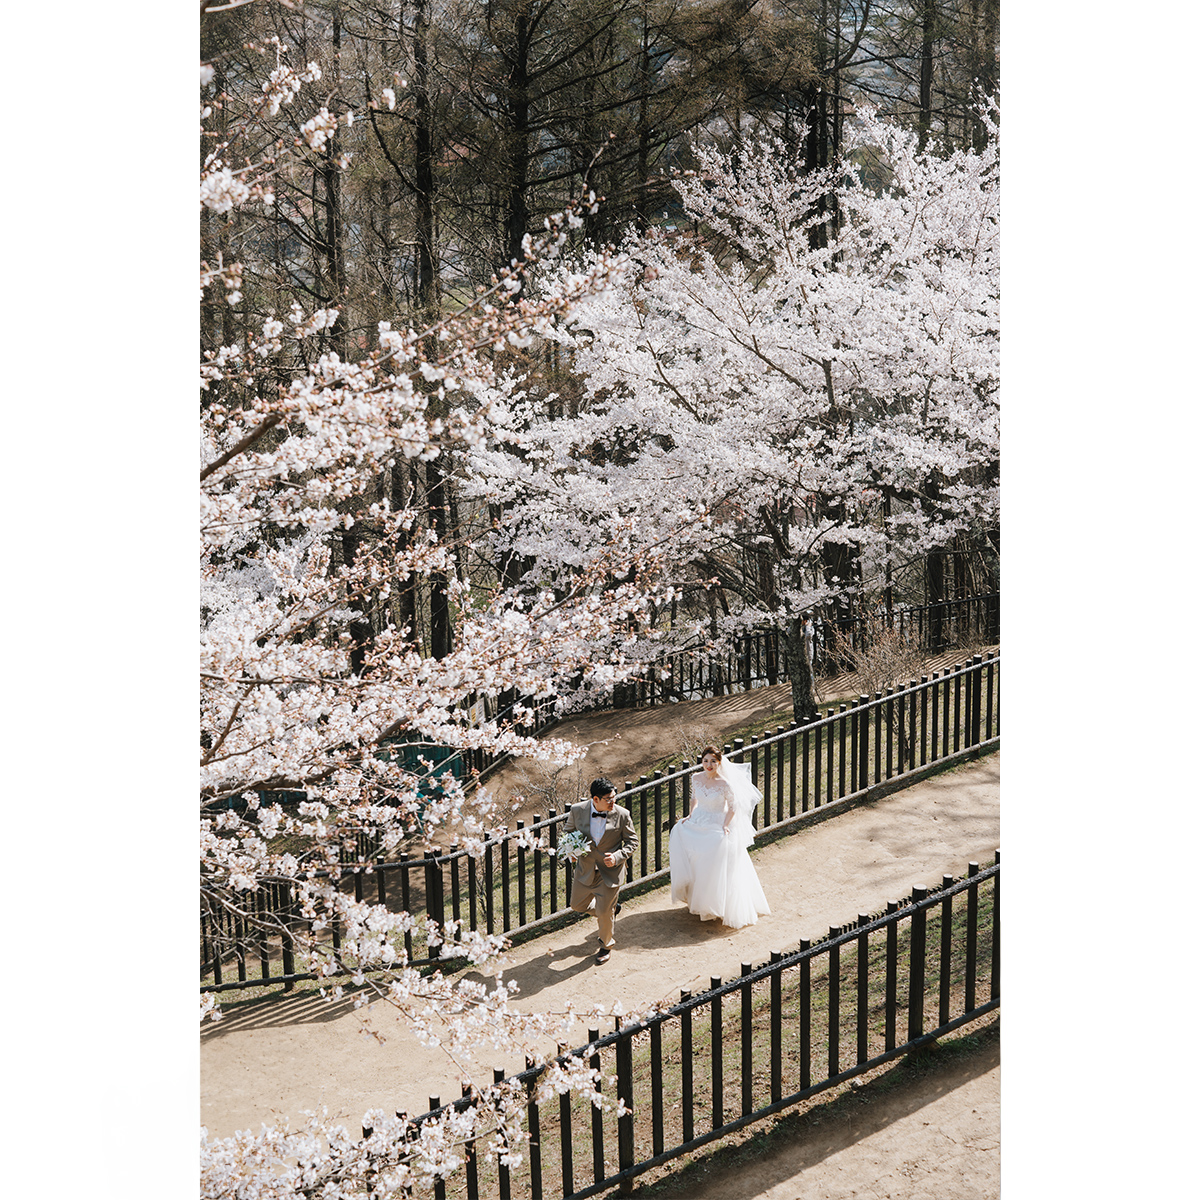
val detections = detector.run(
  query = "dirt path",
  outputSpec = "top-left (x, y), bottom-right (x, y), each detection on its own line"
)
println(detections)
top-left (202, 755), bottom-right (999, 1139)
top-left (202, 654), bottom-right (999, 1195)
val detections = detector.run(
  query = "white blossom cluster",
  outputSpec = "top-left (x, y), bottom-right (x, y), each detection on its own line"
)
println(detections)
top-left (200, 1043), bottom-right (623, 1200)
top-left (462, 104), bottom-right (999, 660)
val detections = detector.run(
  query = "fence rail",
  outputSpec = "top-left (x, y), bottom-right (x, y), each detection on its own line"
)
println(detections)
top-left (458, 593), bottom-right (999, 780)
top-left (374, 853), bottom-right (999, 1198)
top-left (202, 653), bottom-right (998, 992)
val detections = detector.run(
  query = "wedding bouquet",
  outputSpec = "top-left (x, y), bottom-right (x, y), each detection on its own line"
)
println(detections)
top-left (557, 828), bottom-right (591, 861)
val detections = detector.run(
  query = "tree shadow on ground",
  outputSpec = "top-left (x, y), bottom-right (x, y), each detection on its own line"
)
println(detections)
top-left (201, 985), bottom-right (372, 1039)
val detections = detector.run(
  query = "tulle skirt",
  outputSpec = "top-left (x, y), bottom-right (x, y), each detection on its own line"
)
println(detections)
top-left (668, 808), bottom-right (770, 929)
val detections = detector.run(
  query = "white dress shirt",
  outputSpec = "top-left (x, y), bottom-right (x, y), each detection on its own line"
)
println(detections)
top-left (589, 806), bottom-right (608, 846)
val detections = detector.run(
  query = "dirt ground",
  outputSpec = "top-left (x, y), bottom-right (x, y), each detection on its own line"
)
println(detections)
top-left (202, 650), bottom-right (1000, 1196)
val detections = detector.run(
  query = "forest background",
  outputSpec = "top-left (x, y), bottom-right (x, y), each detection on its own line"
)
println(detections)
top-left (2, 2), bottom-right (1196, 1199)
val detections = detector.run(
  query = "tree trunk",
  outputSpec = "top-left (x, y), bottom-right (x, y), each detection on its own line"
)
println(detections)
top-left (785, 617), bottom-right (819, 724)
top-left (426, 457), bottom-right (453, 660)
top-left (504, 10), bottom-right (531, 271)
top-left (918, 0), bottom-right (936, 151)
top-left (413, 0), bottom-right (437, 313)
top-left (390, 460), bottom-right (419, 645)
top-left (321, 2), bottom-right (349, 357)
top-left (924, 470), bottom-right (945, 649)
top-left (635, 1), bottom-right (652, 230)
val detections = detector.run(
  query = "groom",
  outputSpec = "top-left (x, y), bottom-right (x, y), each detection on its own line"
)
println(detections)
top-left (566, 778), bottom-right (638, 964)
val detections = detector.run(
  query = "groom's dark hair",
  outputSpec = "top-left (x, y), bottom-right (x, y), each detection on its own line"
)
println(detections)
top-left (589, 777), bottom-right (617, 798)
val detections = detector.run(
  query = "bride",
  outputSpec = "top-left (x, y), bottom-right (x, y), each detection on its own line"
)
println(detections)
top-left (669, 745), bottom-right (770, 929)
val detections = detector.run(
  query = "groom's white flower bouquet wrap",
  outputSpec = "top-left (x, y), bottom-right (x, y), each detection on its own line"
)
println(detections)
top-left (557, 828), bottom-right (592, 862)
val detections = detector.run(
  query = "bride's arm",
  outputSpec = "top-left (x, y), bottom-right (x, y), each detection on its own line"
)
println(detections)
top-left (721, 782), bottom-right (735, 833)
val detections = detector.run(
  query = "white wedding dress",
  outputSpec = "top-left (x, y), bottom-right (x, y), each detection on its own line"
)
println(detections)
top-left (669, 765), bottom-right (770, 929)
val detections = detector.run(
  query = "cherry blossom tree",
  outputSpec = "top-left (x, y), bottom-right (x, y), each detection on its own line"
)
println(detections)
top-left (200, 38), bottom-right (673, 1195)
top-left (463, 101), bottom-right (999, 722)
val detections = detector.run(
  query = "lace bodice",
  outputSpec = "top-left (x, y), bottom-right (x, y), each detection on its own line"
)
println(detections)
top-left (690, 775), bottom-right (732, 822)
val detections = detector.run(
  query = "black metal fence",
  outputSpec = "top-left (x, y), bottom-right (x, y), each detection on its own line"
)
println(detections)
top-left (377, 853), bottom-right (999, 1199)
top-left (202, 653), bottom-right (998, 992)
top-left (457, 593), bottom-right (1000, 783)
top-left (605, 592), bottom-right (1000, 711)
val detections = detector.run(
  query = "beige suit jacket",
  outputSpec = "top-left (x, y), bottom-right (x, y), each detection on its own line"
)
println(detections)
top-left (565, 799), bottom-right (638, 888)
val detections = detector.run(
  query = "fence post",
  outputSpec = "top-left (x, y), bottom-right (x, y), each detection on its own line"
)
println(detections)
top-left (884, 901), bottom-right (898, 1050)
top-left (426, 857), bottom-right (445, 960)
top-left (952, 666), bottom-right (962, 754)
top-left (501, 829), bottom-right (512, 933)
top-left (789, 725), bottom-right (798, 817)
top-left (515, 821), bottom-right (527, 930)
top-left (857, 913), bottom-right (870, 1065)
top-left (492, 1067), bottom-right (512, 1200)
top-left (985, 655), bottom-right (995, 739)
top-left (463, 1083), bottom-right (478, 1200)
top-left (616, 1017), bottom-right (635, 1193)
top-left (710, 977), bottom-right (723, 1131)
top-left (428, 1096), bottom-right (447, 1200)
top-left (650, 1016), bottom-right (664, 1157)
top-left (680, 990), bottom-right (694, 1143)
top-left (991, 850), bottom-right (1000, 1000)
top-left (857, 696), bottom-right (870, 791)
top-left (828, 926), bottom-right (840, 1078)
top-left (523, 1058), bottom-right (542, 1200)
top-left (639, 783), bottom-right (649, 878)
top-left (907, 885), bottom-right (928, 1043)
top-left (873, 692), bottom-right (883, 784)
top-left (919, 676), bottom-right (929, 767)
top-left (747, 735), bottom-right (759, 828)
top-left (971, 654), bottom-right (983, 748)
top-left (557, 1044), bottom-right (574, 1197)
top-left (741, 962), bottom-right (753, 1116)
top-left (799, 940), bottom-right (811, 1088)
top-left (450, 845), bottom-right (461, 927)
top-left (653, 770), bottom-right (664, 871)
top-left (838, 704), bottom-right (848, 797)
top-left (281, 882), bottom-right (296, 991)
top-left (965, 861), bottom-right (980, 1011)
top-left (483, 842), bottom-right (494, 936)
top-left (770, 950), bottom-right (782, 1103)
top-left (939, 874), bottom-right (954, 1027)
top-left (589, 1028), bottom-right (604, 1185)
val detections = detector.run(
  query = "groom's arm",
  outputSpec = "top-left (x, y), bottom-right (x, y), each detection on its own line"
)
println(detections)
top-left (616, 809), bottom-right (638, 864)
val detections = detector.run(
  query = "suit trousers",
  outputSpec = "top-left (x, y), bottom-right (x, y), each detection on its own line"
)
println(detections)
top-left (570, 874), bottom-right (621, 948)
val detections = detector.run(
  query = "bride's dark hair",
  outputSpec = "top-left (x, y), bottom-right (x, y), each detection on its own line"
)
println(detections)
top-left (699, 745), bottom-right (722, 760)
